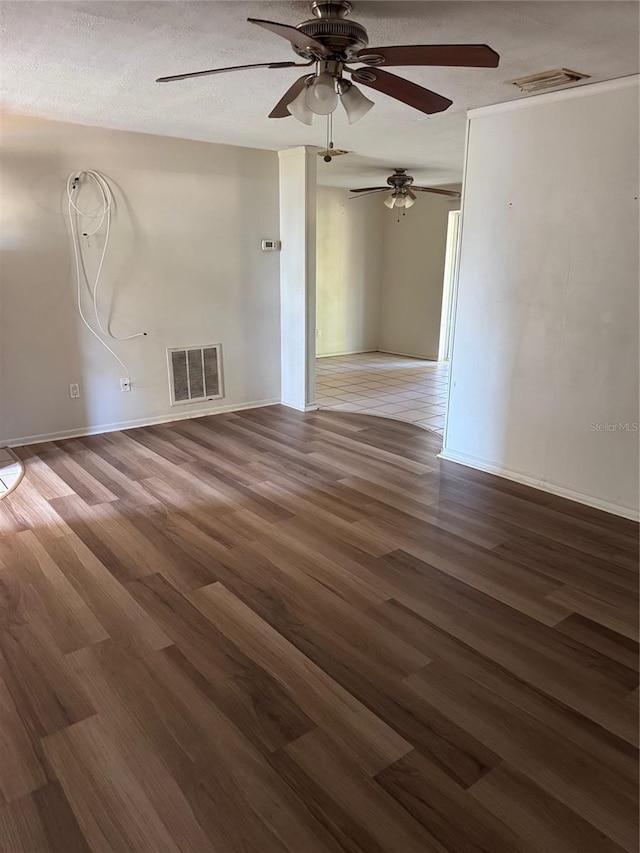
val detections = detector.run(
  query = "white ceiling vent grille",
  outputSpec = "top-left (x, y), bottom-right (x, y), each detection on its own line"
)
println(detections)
top-left (509, 68), bottom-right (590, 93)
top-left (168, 344), bottom-right (223, 406)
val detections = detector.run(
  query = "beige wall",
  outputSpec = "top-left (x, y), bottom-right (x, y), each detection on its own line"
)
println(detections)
top-left (316, 185), bottom-right (454, 360)
top-left (378, 193), bottom-right (458, 360)
top-left (0, 113), bottom-right (281, 445)
top-left (315, 186), bottom-right (384, 357)
top-left (443, 77), bottom-right (639, 518)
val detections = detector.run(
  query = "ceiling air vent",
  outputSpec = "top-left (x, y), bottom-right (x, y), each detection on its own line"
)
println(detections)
top-left (509, 68), bottom-right (590, 93)
top-left (168, 344), bottom-right (224, 406)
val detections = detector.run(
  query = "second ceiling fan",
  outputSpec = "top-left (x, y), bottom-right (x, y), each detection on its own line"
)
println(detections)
top-left (350, 169), bottom-right (460, 217)
top-left (157, 1), bottom-right (500, 126)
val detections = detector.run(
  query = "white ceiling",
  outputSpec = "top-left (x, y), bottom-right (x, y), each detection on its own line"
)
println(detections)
top-left (1, 1), bottom-right (638, 187)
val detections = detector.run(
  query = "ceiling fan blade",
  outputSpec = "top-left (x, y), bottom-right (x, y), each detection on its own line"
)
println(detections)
top-left (269, 74), bottom-right (313, 118)
top-left (355, 45), bottom-right (499, 69)
top-left (349, 68), bottom-right (452, 115)
top-left (413, 186), bottom-right (461, 197)
top-left (156, 60), bottom-right (307, 83)
top-left (407, 190), bottom-right (417, 200)
top-left (248, 18), bottom-right (330, 57)
top-left (349, 190), bottom-right (390, 199)
top-left (349, 187), bottom-right (388, 193)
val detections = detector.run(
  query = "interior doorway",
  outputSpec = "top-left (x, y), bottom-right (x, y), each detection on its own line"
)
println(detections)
top-left (438, 209), bottom-right (461, 363)
top-left (313, 183), bottom-right (460, 437)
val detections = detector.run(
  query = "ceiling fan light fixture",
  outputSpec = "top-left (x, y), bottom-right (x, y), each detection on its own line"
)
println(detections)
top-left (383, 195), bottom-right (395, 209)
top-left (337, 80), bottom-right (374, 124)
top-left (403, 193), bottom-right (416, 208)
top-left (287, 84), bottom-right (315, 124)
top-left (305, 71), bottom-right (339, 114)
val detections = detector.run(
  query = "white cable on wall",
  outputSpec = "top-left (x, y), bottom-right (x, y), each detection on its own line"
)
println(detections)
top-left (66, 169), bottom-right (146, 380)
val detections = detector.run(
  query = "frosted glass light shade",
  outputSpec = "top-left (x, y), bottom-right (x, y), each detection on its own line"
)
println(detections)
top-left (384, 195), bottom-right (395, 209)
top-left (287, 86), bottom-right (314, 125)
top-left (305, 72), bottom-right (338, 115)
top-left (339, 83), bottom-right (374, 124)
top-left (404, 193), bottom-right (416, 208)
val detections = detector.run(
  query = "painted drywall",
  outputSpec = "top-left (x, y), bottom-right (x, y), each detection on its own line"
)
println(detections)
top-left (377, 193), bottom-right (459, 360)
top-left (0, 113), bottom-right (281, 445)
top-left (315, 186), bottom-right (384, 357)
top-left (443, 77), bottom-right (639, 518)
top-left (279, 147), bottom-right (317, 411)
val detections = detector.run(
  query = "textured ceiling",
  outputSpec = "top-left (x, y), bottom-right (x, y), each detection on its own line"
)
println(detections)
top-left (1, 1), bottom-right (638, 187)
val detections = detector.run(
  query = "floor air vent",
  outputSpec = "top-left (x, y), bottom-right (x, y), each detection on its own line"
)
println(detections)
top-left (168, 344), bottom-right (223, 405)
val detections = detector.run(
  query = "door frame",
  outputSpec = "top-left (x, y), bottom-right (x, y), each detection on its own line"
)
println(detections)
top-left (437, 209), bottom-right (461, 362)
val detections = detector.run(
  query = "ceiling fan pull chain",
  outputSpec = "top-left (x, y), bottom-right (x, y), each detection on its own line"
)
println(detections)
top-left (323, 111), bottom-right (335, 162)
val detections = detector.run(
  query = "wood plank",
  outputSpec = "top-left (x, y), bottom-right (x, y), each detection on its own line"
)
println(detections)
top-left (39, 447), bottom-right (119, 506)
top-left (126, 574), bottom-right (316, 755)
top-left (547, 586), bottom-right (639, 641)
top-left (43, 714), bottom-right (206, 853)
top-left (0, 532), bottom-right (109, 654)
top-left (62, 639), bottom-right (340, 853)
top-left (38, 533), bottom-right (172, 653)
top-left (190, 582), bottom-right (413, 774)
top-left (374, 600), bottom-right (637, 784)
top-left (376, 749), bottom-right (531, 853)
top-left (555, 613), bottom-right (639, 671)
top-left (470, 763), bottom-right (627, 853)
top-left (374, 558), bottom-right (639, 745)
top-left (0, 781), bottom-right (91, 853)
top-left (0, 478), bottom-right (68, 539)
top-left (0, 673), bottom-right (47, 803)
top-left (284, 728), bottom-right (447, 853)
top-left (358, 530), bottom-right (570, 627)
top-left (406, 664), bottom-right (638, 852)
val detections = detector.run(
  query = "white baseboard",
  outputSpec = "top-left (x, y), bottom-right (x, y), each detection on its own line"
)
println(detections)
top-left (316, 349), bottom-right (377, 359)
top-left (437, 448), bottom-right (639, 521)
top-left (281, 401), bottom-right (319, 412)
top-left (4, 398), bottom-right (281, 448)
top-left (376, 349), bottom-right (440, 362)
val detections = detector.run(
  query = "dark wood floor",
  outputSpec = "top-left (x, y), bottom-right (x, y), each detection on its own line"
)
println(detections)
top-left (0, 405), bottom-right (637, 853)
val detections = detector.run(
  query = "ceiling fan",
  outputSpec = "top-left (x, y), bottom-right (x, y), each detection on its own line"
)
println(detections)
top-left (156, 0), bottom-right (500, 128)
top-left (350, 169), bottom-right (460, 215)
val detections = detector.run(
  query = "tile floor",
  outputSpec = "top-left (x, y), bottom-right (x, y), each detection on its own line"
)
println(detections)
top-left (0, 447), bottom-right (23, 497)
top-left (316, 352), bottom-right (449, 435)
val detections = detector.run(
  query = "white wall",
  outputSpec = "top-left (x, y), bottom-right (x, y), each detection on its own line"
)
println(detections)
top-left (279, 147), bottom-right (317, 410)
top-left (378, 192), bottom-right (458, 360)
top-left (315, 185), bottom-right (455, 360)
top-left (443, 78), bottom-right (639, 519)
top-left (315, 186), bottom-right (384, 357)
top-left (0, 113), bottom-right (281, 445)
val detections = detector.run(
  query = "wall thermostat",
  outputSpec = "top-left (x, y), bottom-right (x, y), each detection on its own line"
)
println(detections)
top-left (261, 239), bottom-right (281, 252)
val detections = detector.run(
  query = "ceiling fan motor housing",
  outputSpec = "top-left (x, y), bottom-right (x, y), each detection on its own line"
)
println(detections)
top-left (387, 169), bottom-right (414, 190)
top-left (295, 0), bottom-right (368, 60)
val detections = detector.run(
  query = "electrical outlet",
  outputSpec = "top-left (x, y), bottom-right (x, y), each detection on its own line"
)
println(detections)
top-left (69, 383), bottom-right (80, 399)
top-left (120, 378), bottom-right (131, 392)
top-left (317, 329), bottom-right (323, 338)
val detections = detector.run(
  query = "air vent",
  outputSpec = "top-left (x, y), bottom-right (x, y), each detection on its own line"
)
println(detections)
top-left (509, 68), bottom-right (590, 93)
top-left (168, 344), bottom-right (223, 406)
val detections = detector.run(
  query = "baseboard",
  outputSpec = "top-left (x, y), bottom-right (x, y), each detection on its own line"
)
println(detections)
top-left (437, 448), bottom-right (639, 521)
top-left (376, 349), bottom-right (440, 362)
top-left (316, 349), bottom-right (377, 359)
top-left (281, 401), bottom-right (319, 412)
top-left (4, 397), bottom-right (281, 448)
